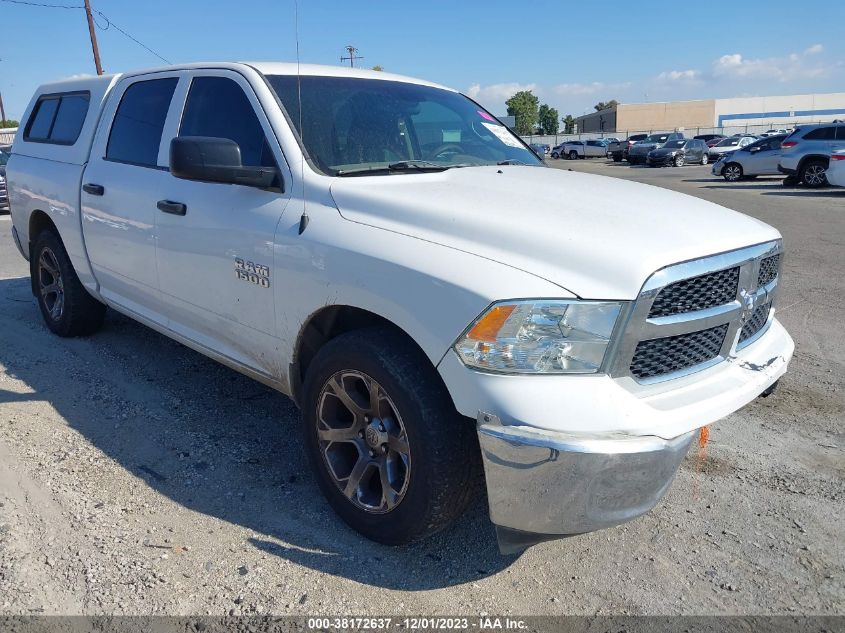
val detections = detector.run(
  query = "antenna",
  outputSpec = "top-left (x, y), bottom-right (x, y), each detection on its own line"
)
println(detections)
top-left (294, 0), bottom-right (309, 234)
top-left (340, 45), bottom-right (364, 68)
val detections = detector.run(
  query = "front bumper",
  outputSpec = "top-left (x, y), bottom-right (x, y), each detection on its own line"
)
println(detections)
top-left (647, 154), bottom-right (675, 166)
top-left (478, 418), bottom-right (695, 553)
top-left (711, 161), bottom-right (725, 176)
top-left (440, 318), bottom-right (793, 552)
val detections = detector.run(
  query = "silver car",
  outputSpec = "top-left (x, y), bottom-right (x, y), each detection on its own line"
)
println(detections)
top-left (712, 135), bottom-right (787, 182)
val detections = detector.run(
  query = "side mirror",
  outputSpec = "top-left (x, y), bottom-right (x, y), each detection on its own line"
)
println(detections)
top-left (170, 136), bottom-right (281, 190)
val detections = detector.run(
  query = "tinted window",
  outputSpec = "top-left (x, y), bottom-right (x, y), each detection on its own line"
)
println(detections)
top-left (180, 76), bottom-right (274, 168)
top-left (837, 127), bottom-right (845, 140)
top-left (25, 97), bottom-right (60, 140)
top-left (804, 126), bottom-right (836, 141)
top-left (107, 78), bottom-right (177, 166)
top-left (50, 94), bottom-right (90, 143)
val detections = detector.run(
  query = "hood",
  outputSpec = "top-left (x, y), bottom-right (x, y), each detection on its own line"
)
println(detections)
top-left (329, 166), bottom-right (780, 299)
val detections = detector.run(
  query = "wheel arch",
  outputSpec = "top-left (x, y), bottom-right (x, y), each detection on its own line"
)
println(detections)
top-left (290, 304), bottom-right (450, 409)
top-left (797, 154), bottom-right (830, 173)
top-left (29, 209), bottom-right (59, 252)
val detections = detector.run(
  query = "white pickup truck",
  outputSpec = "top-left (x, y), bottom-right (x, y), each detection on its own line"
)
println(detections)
top-left (6, 62), bottom-right (794, 554)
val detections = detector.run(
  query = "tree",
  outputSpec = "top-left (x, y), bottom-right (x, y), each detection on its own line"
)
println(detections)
top-left (371, 65), bottom-right (384, 72)
top-left (0, 119), bottom-right (19, 129)
top-left (562, 114), bottom-right (576, 134)
top-left (538, 104), bottom-right (559, 135)
top-left (593, 99), bottom-right (618, 112)
top-left (506, 90), bottom-right (539, 136)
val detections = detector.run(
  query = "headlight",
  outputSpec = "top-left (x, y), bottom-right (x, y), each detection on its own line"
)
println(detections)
top-left (454, 300), bottom-right (622, 374)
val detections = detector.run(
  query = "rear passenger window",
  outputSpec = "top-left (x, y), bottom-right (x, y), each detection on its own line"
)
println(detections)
top-left (803, 127), bottom-right (836, 140)
top-left (24, 92), bottom-right (90, 144)
top-left (107, 78), bottom-right (178, 167)
top-left (179, 76), bottom-right (275, 168)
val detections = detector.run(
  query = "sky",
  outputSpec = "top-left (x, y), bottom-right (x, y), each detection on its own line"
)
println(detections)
top-left (1, 0), bottom-right (844, 121)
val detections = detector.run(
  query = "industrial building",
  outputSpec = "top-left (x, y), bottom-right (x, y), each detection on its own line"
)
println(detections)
top-left (575, 92), bottom-right (845, 135)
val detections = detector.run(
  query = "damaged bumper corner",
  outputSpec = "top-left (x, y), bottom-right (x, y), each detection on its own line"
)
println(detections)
top-left (477, 415), bottom-right (696, 555)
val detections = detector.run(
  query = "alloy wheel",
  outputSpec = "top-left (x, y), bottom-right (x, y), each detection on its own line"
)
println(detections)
top-left (724, 165), bottom-right (742, 182)
top-left (316, 370), bottom-right (411, 514)
top-left (674, 154), bottom-right (685, 167)
top-left (803, 164), bottom-right (827, 187)
top-left (38, 247), bottom-right (65, 322)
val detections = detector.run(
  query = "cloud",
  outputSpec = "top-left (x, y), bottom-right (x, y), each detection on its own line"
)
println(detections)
top-left (465, 82), bottom-right (536, 109)
top-left (553, 81), bottom-right (631, 96)
top-left (712, 46), bottom-right (834, 82)
top-left (655, 69), bottom-right (701, 82)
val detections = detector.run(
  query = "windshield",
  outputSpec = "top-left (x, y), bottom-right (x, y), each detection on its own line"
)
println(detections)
top-left (716, 138), bottom-right (740, 147)
top-left (266, 75), bottom-right (542, 175)
top-left (644, 134), bottom-right (669, 143)
top-left (663, 140), bottom-right (686, 149)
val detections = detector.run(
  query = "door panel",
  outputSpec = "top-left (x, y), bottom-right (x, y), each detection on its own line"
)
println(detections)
top-left (81, 75), bottom-right (181, 320)
top-left (155, 71), bottom-right (292, 377)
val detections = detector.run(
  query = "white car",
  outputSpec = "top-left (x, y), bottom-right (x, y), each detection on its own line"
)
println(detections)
top-left (826, 149), bottom-right (845, 187)
top-left (708, 135), bottom-right (757, 162)
top-left (6, 62), bottom-right (793, 554)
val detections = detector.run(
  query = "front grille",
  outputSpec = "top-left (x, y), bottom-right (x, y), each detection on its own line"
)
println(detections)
top-left (649, 267), bottom-right (739, 318)
top-left (630, 324), bottom-right (729, 380)
top-left (758, 254), bottom-right (780, 286)
top-left (738, 303), bottom-right (771, 344)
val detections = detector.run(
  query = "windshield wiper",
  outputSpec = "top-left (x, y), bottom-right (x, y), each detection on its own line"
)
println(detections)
top-left (335, 161), bottom-right (471, 176)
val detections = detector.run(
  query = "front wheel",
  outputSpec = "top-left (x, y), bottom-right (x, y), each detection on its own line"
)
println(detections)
top-left (551, 152), bottom-right (559, 159)
top-left (723, 163), bottom-right (743, 182)
top-left (568, 150), bottom-right (578, 160)
top-left (301, 327), bottom-right (480, 545)
top-left (31, 230), bottom-right (106, 337)
top-left (674, 154), bottom-right (685, 167)
top-left (701, 153), bottom-right (709, 165)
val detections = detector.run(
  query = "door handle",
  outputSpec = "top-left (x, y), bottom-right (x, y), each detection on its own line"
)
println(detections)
top-left (157, 200), bottom-right (187, 216)
top-left (82, 183), bottom-right (105, 196)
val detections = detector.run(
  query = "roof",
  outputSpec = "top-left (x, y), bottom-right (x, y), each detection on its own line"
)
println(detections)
top-left (39, 62), bottom-right (455, 94)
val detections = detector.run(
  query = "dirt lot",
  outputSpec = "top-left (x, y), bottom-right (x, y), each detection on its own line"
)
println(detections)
top-left (0, 161), bottom-right (843, 616)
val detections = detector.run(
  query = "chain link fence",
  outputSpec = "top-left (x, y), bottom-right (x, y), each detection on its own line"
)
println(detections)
top-left (520, 119), bottom-right (841, 147)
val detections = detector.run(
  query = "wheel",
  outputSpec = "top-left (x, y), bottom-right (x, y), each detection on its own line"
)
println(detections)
top-left (701, 153), bottom-right (709, 165)
top-left (800, 160), bottom-right (828, 188)
top-left (31, 229), bottom-right (106, 337)
top-left (723, 163), bottom-right (743, 182)
top-left (551, 152), bottom-right (559, 159)
top-left (612, 155), bottom-right (622, 162)
top-left (568, 150), bottom-right (578, 160)
top-left (301, 327), bottom-right (479, 545)
top-left (674, 154), bottom-right (685, 167)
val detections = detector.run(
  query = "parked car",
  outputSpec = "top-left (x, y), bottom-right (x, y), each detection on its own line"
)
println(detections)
top-left (528, 143), bottom-right (547, 159)
top-left (6, 63), bottom-right (794, 554)
top-left (0, 144), bottom-right (11, 213)
top-left (627, 132), bottom-right (685, 165)
top-left (694, 134), bottom-right (725, 145)
top-left (778, 122), bottom-right (845, 187)
top-left (708, 135), bottom-right (757, 162)
top-left (712, 134), bottom-right (788, 182)
top-left (550, 142), bottom-right (568, 159)
top-left (825, 149), bottom-right (845, 188)
top-left (646, 138), bottom-right (709, 167)
top-left (563, 138), bottom-right (608, 159)
top-left (759, 129), bottom-right (788, 137)
top-left (607, 133), bottom-right (648, 162)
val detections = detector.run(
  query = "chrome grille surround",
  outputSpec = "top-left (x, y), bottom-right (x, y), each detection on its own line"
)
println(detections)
top-left (609, 240), bottom-right (782, 385)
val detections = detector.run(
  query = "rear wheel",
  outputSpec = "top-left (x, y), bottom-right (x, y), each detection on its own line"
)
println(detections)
top-left (800, 160), bottom-right (828, 188)
top-left (568, 150), bottom-right (578, 160)
top-left (31, 230), bottom-right (106, 337)
top-left (723, 163), bottom-right (743, 182)
top-left (301, 327), bottom-right (479, 545)
top-left (701, 153), bottom-right (709, 165)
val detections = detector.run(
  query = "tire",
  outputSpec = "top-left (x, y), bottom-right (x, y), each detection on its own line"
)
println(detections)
top-left (31, 229), bottom-right (106, 337)
top-left (612, 155), bottom-right (622, 162)
top-left (800, 160), bottom-right (828, 188)
top-left (701, 153), bottom-right (709, 165)
top-left (569, 150), bottom-right (578, 160)
top-left (723, 162), bottom-right (743, 182)
top-left (551, 152), bottom-right (559, 159)
top-left (674, 154), bottom-right (685, 167)
top-left (301, 327), bottom-right (480, 545)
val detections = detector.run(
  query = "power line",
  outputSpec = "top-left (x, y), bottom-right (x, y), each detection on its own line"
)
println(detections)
top-left (94, 10), bottom-right (171, 65)
top-left (0, 0), bottom-right (83, 7)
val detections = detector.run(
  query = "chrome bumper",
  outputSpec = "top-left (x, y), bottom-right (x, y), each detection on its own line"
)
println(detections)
top-left (477, 415), bottom-right (695, 554)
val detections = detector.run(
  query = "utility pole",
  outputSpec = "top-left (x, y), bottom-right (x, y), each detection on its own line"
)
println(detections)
top-left (83, 0), bottom-right (103, 75)
top-left (0, 91), bottom-right (6, 124)
top-left (340, 45), bottom-right (363, 68)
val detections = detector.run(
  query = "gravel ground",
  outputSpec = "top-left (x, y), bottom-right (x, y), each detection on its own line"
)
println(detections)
top-left (0, 162), bottom-right (842, 616)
